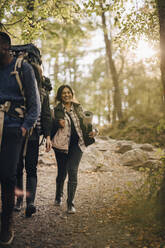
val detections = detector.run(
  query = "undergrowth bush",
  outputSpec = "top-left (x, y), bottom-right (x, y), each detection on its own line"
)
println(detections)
top-left (100, 118), bottom-right (165, 147)
top-left (117, 150), bottom-right (165, 228)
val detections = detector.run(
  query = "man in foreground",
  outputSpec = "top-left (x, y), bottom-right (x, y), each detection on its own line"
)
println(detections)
top-left (0, 32), bottom-right (40, 245)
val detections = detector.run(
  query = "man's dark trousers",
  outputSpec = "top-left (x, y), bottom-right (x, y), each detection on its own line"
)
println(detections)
top-left (0, 127), bottom-right (23, 224)
top-left (16, 134), bottom-right (40, 206)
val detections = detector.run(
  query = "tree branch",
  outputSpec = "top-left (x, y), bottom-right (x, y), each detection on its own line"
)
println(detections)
top-left (3, 16), bottom-right (27, 26)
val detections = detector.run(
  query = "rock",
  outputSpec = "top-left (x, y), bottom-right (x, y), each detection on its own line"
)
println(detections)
top-left (139, 144), bottom-right (154, 152)
top-left (80, 146), bottom-right (106, 171)
top-left (94, 139), bottom-right (112, 152)
top-left (97, 136), bottom-right (110, 141)
top-left (116, 140), bottom-right (135, 147)
top-left (115, 144), bottom-right (132, 154)
top-left (120, 148), bottom-right (149, 167)
top-left (79, 143), bottom-right (114, 172)
top-left (38, 157), bottom-right (55, 166)
top-left (141, 159), bottom-right (161, 169)
top-left (38, 146), bottom-right (56, 166)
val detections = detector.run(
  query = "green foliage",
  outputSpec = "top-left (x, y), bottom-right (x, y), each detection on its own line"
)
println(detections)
top-left (0, 0), bottom-right (82, 42)
top-left (0, 0), bottom-right (163, 133)
top-left (116, 153), bottom-right (165, 227)
top-left (114, 0), bottom-right (159, 45)
top-left (157, 119), bottom-right (165, 134)
top-left (100, 117), bottom-right (165, 147)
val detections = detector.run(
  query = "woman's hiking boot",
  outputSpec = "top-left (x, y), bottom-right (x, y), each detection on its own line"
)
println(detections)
top-left (67, 182), bottom-right (77, 214)
top-left (54, 197), bottom-right (62, 206)
top-left (55, 182), bottom-right (64, 206)
top-left (67, 204), bottom-right (76, 214)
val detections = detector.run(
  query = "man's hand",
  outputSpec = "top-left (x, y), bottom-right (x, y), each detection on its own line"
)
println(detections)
top-left (45, 136), bottom-right (52, 152)
top-left (59, 119), bottom-right (65, 128)
top-left (21, 127), bottom-right (27, 136)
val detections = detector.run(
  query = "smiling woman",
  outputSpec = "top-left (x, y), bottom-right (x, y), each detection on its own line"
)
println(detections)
top-left (135, 39), bottom-right (156, 61)
top-left (51, 84), bottom-right (96, 214)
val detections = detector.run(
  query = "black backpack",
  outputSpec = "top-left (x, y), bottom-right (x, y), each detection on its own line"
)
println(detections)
top-left (10, 44), bottom-right (52, 152)
top-left (10, 43), bottom-right (51, 104)
top-left (11, 43), bottom-right (42, 65)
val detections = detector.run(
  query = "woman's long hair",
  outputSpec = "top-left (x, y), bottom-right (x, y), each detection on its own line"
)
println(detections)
top-left (54, 85), bottom-right (79, 105)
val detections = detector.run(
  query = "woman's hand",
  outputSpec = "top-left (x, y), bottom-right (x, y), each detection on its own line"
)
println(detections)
top-left (45, 136), bottom-right (52, 152)
top-left (88, 130), bottom-right (97, 138)
top-left (59, 119), bottom-right (65, 128)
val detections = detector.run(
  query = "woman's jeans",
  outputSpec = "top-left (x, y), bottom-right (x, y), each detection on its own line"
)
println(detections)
top-left (54, 144), bottom-right (83, 207)
top-left (0, 127), bottom-right (23, 221)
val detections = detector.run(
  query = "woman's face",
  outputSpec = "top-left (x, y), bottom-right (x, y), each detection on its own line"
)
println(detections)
top-left (61, 87), bottom-right (73, 104)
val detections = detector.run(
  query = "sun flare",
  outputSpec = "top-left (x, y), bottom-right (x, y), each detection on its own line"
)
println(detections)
top-left (135, 40), bottom-right (156, 61)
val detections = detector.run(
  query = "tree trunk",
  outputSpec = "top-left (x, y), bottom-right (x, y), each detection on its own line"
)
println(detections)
top-left (107, 89), bottom-right (111, 123)
top-left (157, 0), bottom-right (165, 110)
top-left (72, 58), bottom-right (77, 91)
top-left (156, 0), bottom-right (165, 223)
top-left (101, 9), bottom-right (123, 121)
top-left (54, 54), bottom-right (59, 85)
top-left (105, 56), bottom-right (112, 123)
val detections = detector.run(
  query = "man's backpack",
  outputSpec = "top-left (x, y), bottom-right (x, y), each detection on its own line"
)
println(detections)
top-left (11, 43), bottom-right (42, 65)
top-left (10, 44), bottom-right (51, 152)
top-left (11, 43), bottom-right (43, 95)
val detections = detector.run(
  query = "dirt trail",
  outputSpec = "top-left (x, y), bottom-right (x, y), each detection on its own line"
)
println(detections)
top-left (2, 139), bottom-right (164, 248)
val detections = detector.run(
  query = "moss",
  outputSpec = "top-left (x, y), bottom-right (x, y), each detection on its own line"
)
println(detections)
top-left (100, 120), bottom-right (165, 147)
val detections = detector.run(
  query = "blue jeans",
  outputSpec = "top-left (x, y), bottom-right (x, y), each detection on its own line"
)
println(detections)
top-left (54, 144), bottom-right (83, 206)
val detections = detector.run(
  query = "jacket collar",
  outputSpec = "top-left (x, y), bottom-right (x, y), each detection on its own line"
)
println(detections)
top-left (56, 101), bottom-right (80, 111)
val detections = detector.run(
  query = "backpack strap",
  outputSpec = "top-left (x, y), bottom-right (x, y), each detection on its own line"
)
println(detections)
top-left (11, 57), bottom-right (25, 101)
top-left (0, 101), bottom-right (11, 151)
top-left (10, 57), bottom-right (27, 119)
top-left (10, 57), bottom-right (33, 157)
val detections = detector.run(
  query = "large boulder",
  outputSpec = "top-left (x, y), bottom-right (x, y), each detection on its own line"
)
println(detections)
top-left (141, 159), bottom-right (162, 169)
top-left (139, 143), bottom-right (154, 152)
top-left (79, 138), bottom-right (115, 172)
top-left (80, 145), bottom-right (108, 172)
top-left (115, 144), bottom-right (133, 154)
top-left (115, 140), bottom-right (135, 154)
top-left (120, 148), bottom-right (149, 167)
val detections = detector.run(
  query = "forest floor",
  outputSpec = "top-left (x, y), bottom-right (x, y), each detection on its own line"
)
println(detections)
top-left (2, 139), bottom-right (165, 248)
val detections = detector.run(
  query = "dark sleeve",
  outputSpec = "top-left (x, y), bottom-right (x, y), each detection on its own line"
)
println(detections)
top-left (54, 107), bottom-right (64, 120)
top-left (21, 62), bottom-right (41, 130)
top-left (41, 92), bottom-right (52, 137)
top-left (50, 107), bottom-right (64, 139)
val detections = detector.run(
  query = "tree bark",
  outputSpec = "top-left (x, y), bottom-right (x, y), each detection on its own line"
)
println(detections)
top-left (107, 89), bottom-right (111, 123)
top-left (157, 0), bottom-right (165, 110)
top-left (54, 54), bottom-right (59, 84)
top-left (101, 8), bottom-right (123, 121)
top-left (156, 0), bottom-right (165, 223)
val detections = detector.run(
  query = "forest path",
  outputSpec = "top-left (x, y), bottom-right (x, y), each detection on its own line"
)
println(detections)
top-left (10, 138), bottom-right (164, 248)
